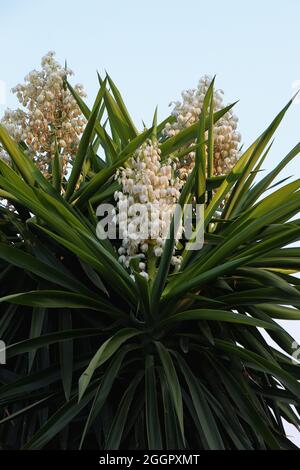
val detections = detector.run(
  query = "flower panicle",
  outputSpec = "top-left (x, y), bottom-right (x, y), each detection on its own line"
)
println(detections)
top-left (0, 51), bottom-right (86, 177)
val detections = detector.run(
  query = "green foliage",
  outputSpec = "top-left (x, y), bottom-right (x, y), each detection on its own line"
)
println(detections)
top-left (0, 75), bottom-right (300, 450)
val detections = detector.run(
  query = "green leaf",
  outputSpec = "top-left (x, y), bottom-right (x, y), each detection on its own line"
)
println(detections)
top-left (155, 342), bottom-right (184, 441)
top-left (223, 97), bottom-right (294, 220)
top-left (0, 290), bottom-right (122, 316)
top-left (163, 256), bottom-right (252, 301)
top-left (163, 308), bottom-right (280, 330)
top-left (151, 167), bottom-right (196, 310)
top-left (0, 243), bottom-right (96, 298)
top-left (158, 369), bottom-right (184, 449)
top-left (130, 258), bottom-right (151, 321)
top-left (79, 345), bottom-right (136, 449)
top-left (105, 371), bottom-right (143, 450)
top-left (78, 328), bottom-right (141, 401)
top-left (71, 126), bottom-right (153, 207)
top-left (246, 142), bottom-right (300, 208)
top-left (28, 307), bottom-right (46, 372)
top-left (0, 395), bottom-right (51, 425)
top-left (210, 358), bottom-right (281, 449)
top-left (59, 310), bottom-right (73, 401)
top-left (22, 383), bottom-right (98, 449)
top-left (256, 304), bottom-right (300, 320)
top-left (216, 340), bottom-right (300, 397)
top-left (195, 77), bottom-right (214, 202)
top-left (106, 73), bottom-right (138, 137)
top-left (66, 79), bottom-right (118, 161)
top-left (0, 358), bottom-right (89, 402)
top-left (160, 102), bottom-right (237, 157)
top-left (65, 79), bottom-right (106, 200)
top-left (176, 354), bottom-right (224, 449)
top-left (6, 329), bottom-right (104, 359)
top-left (0, 124), bottom-right (34, 185)
top-left (52, 140), bottom-right (62, 192)
top-left (104, 89), bottom-right (134, 144)
top-left (145, 355), bottom-right (163, 449)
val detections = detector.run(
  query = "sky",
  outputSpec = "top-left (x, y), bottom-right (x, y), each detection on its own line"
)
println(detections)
top-left (1, 0), bottom-right (300, 444)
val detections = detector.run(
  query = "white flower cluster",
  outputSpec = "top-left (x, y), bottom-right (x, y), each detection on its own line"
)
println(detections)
top-left (115, 139), bottom-right (183, 279)
top-left (0, 52), bottom-right (86, 177)
top-left (0, 109), bottom-right (27, 162)
top-left (164, 75), bottom-right (241, 179)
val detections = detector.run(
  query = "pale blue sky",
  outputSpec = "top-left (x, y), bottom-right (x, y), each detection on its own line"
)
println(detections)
top-left (1, 0), bottom-right (300, 157)
top-left (1, 0), bottom-right (300, 443)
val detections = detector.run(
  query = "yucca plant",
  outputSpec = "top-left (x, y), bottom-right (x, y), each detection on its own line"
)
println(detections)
top-left (0, 55), bottom-right (300, 450)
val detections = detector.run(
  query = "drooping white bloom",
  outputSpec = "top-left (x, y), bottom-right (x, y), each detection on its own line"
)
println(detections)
top-left (164, 75), bottom-right (241, 179)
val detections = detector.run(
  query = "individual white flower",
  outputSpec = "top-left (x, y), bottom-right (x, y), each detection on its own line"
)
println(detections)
top-left (139, 271), bottom-right (149, 280)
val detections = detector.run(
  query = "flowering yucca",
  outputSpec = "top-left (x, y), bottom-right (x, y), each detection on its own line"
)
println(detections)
top-left (115, 138), bottom-right (183, 278)
top-left (0, 54), bottom-right (300, 450)
top-left (0, 52), bottom-right (86, 177)
top-left (164, 75), bottom-right (241, 179)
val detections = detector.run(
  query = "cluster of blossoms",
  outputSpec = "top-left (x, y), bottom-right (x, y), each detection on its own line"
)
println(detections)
top-left (0, 52), bottom-right (86, 177)
top-left (164, 75), bottom-right (241, 179)
top-left (115, 139), bottom-right (183, 278)
top-left (0, 58), bottom-right (241, 278)
top-left (114, 77), bottom-right (242, 278)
